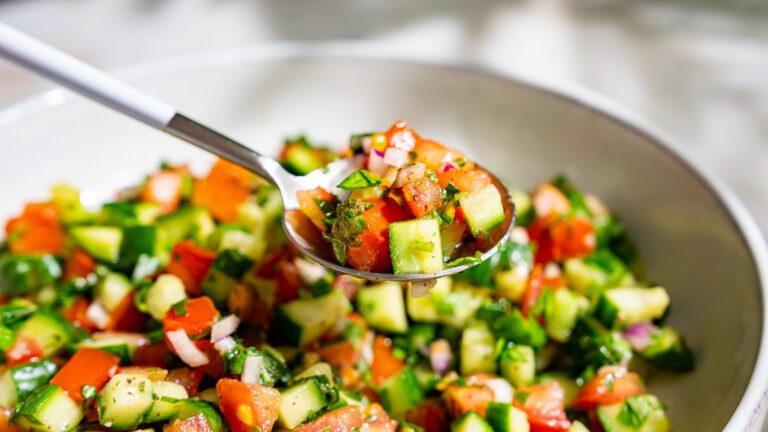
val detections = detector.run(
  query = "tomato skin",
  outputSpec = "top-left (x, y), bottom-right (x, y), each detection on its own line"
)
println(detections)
top-left (63, 297), bottom-right (96, 331)
top-left (571, 365), bottom-right (645, 410)
top-left (371, 335), bottom-right (406, 386)
top-left (5, 336), bottom-right (43, 366)
top-left (532, 183), bottom-right (571, 222)
top-left (402, 177), bottom-right (443, 218)
top-left (317, 340), bottom-right (359, 368)
top-left (405, 398), bottom-right (449, 432)
top-left (192, 159), bottom-right (255, 222)
top-left (132, 342), bottom-right (169, 367)
top-left (163, 296), bottom-right (219, 337)
top-left (216, 378), bottom-right (280, 432)
top-left (141, 167), bottom-right (188, 214)
top-left (514, 381), bottom-right (571, 432)
top-left (63, 248), bottom-right (97, 281)
top-left (165, 413), bottom-right (212, 432)
top-left (443, 383), bottom-right (495, 418)
top-left (520, 264), bottom-right (545, 318)
top-left (345, 199), bottom-right (408, 273)
top-left (51, 348), bottom-right (120, 403)
top-left (437, 169), bottom-right (491, 192)
top-left (549, 217), bottom-right (596, 261)
top-left (275, 260), bottom-right (302, 304)
top-left (165, 241), bottom-right (217, 296)
top-left (106, 291), bottom-right (145, 332)
top-left (297, 187), bottom-right (335, 232)
top-left (362, 403), bottom-right (399, 432)
top-left (5, 202), bottom-right (64, 255)
top-left (294, 405), bottom-right (364, 432)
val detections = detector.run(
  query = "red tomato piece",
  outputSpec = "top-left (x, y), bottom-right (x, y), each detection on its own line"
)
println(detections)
top-left (276, 260), bottom-right (302, 304)
top-left (216, 378), bottom-right (280, 432)
top-left (51, 348), bottom-right (120, 403)
top-left (443, 383), bottom-right (495, 418)
top-left (255, 249), bottom-right (289, 278)
top-left (63, 248), bottom-right (97, 281)
top-left (191, 159), bottom-right (255, 222)
top-left (166, 413), bottom-right (212, 432)
top-left (297, 187), bottom-right (335, 232)
top-left (165, 240), bottom-right (217, 296)
top-left (316, 340), bottom-right (359, 368)
top-left (5, 202), bottom-right (64, 255)
top-left (5, 336), bottom-right (43, 366)
top-left (140, 167), bottom-right (189, 214)
top-left (63, 297), bottom-right (96, 331)
top-left (132, 342), bottom-right (169, 367)
top-left (345, 199), bottom-right (408, 273)
top-left (402, 177), bottom-right (443, 218)
top-left (163, 296), bottom-right (219, 337)
top-left (549, 217), bottom-right (596, 261)
top-left (571, 365), bottom-right (645, 410)
top-left (294, 405), bottom-right (364, 432)
top-left (371, 336), bottom-right (405, 386)
top-left (405, 398), bottom-right (449, 432)
top-left (437, 169), bottom-right (491, 192)
top-left (520, 264), bottom-right (545, 318)
top-left (362, 403), bottom-right (399, 432)
top-left (532, 183), bottom-right (571, 222)
top-left (383, 119), bottom-right (421, 150)
top-left (0, 406), bottom-right (23, 432)
top-left (411, 140), bottom-right (450, 171)
top-left (514, 381), bottom-right (571, 432)
top-left (527, 219), bottom-right (555, 265)
top-left (106, 291), bottom-right (145, 332)
top-left (168, 367), bottom-right (205, 397)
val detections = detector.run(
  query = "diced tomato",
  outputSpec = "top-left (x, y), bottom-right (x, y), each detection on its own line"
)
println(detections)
top-left (51, 348), bottom-right (120, 403)
top-left (191, 159), bottom-right (255, 222)
top-left (216, 378), bottom-right (280, 432)
top-left (163, 296), bottom-right (219, 337)
top-left (132, 342), bottom-right (169, 367)
top-left (520, 265), bottom-right (544, 318)
top-left (362, 403), bottom-right (398, 432)
top-left (106, 291), bottom-right (145, 332)
top-left (5, 336), bottom-right (43, 366)
top-left (437, 169), bottom-right (491, 193)
top-left (165, 240), bottom-right (217, 296)
top-left (515, 381), bottom-right (571, 432)
top-left (371, 335), bottom-right (405, 386)
top-left (165, 413), bottom-right (212, 432)
top-left (571, 365), bottom-right (645, 410)
top-left (141, 166), bottom-right (189, 214)
top-left (443, 383), bottom-right (495, 418)
top-left (411, 140), bottom-right (449, 171)
top-left (63, 248), bottom-right (97, 281)
top-left (294, 405), bottom-right (364, 432)
top-left (406, 398), bottom-right (449, 432)
top-left (297, 187), bottom-right (335, 232)
top-left (532, 183), bottom-right (571, 222)
top-left (383, 119), bottom-right (421, 150)
top-left (5, 202), bottom-right (64, 255)
top-left (549, 217), bottom-right (596, 261)
top-left (168, 367), bottom-right (205, 397)
top-left (0, 406), bottom-right (23, 432)
top-left (346, 198), bottom-right (409, 273)
top-left (402, 177), bottom-right (443, 218)
top-left (317, 340), bottom-right (359, 367)
top-left (228, 284), bottom-right (270, 329)
top-left (116, 365), bottom-right (169, 381)
top-left (64, 297), bottom-right (96, 331)
top-left (276, 260), bottom-right (302, 304)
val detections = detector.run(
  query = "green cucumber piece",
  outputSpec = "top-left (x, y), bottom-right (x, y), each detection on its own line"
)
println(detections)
top-left (13, 384), bottom-right (83, 431)
top-left (406, 279), bottom-right (487, 328)
top-left (595, 287), bottom-right (670, 328)
top-left (146, 274), bottom-right (188, 321)
top-left (143, 381), bottom-right (188, 423)
top-left (16, 312), bottom-right (72, 357)
top-left (0, 254), bottom-right (62, 296)
top-left (200, 249), bottom-right (254, 306)
top-left (97, 373), bottom-right (154, 429)
top-left (639, 327), bottom-right (694, 372)
top-left (537, 372), bottom-right (579, 406)
top-left (117, 225), bottom-right (157, 271)
top-left (156, 206), bottom-right (215, 249)
top-left (450, 411), bottom-right (494, 432)
top-left (499, 344), bottom-right (535, 387)
top-left (596, 394), bottom-right (670, 432)
top-left (0, 360), bottom-right (58, 406)
top-left (173, 399), bottom-right (225, 431)
top-left (70, 226), bottom-right (123, 263)
top-left (389, 219), bottom-right (444, 274)
top-left (278, 379), bottom-right (329, 429)
top-left (292, 362), bottom-right (335, 384)
top-left (357, 282), bottom-right (408, 334)
top-left (486, 402), bottom-right (530, 432)
top-left (94, 272), bottom-right (133, 313)
top-left (100, 202), bottom-right (161, 227)
top-left (567, 317), bottom-right (632, 373)
top-left (50, 183), bottom-right (93, 224)
top-left (460, 322), bottom-right (497, 375)
top-left (275, 290), bottom-right (351, 347)
top-left (543, 289), bottom-right (589, 343)
top-left (379, 367), bottom-right (424, 416)
top-left (459, 184), bottom-right (506, 237)
top-left (568, 421), bottom-right (591, 432)
top-left (509, 189), bottom-right (533, 227)
top-left (490, 307), bottom-right (547, 350)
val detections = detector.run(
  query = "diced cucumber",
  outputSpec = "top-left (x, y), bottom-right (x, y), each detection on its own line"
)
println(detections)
top-left (94, 272), bottom-right (134, 313)
top-left (100, 202), bottom-right (161, 227)
top-left (486, 402), bottom-right (530, 432)
top-left (117, 225), bottom-right (157, 271)
top-left (278, 379), bottom-right (329, 429)
top-left (595, 287), bottom-right (670, 328)
top-left (200, 249), bottom-right (254, 306)
top-left (451, 411), bottom-right (494, 432)
top-left (389, 219), bottom-right (444, 274)
top-left (379, 367), bottom-right (424, 416)
top-left (0, 360), bottom-right (58, 407)
top-left (275, 290), bottom-right (351, 346)
top-left (495, 264), bottom-right (531, 302)
top-left (13, 384), bottom-right (83, 431)
top-left (509, 189), bottom-right (533, 227)
top-left (357, 282), bottom-right (408, 334)
top-left (338, 389), bottom-right (365, 408)
top-left (16, 312), bottom-right (72, 357)
top-left (639, 327), bottom-right (694, 372)
top-left (499, 345), bottom-right (535, 387)
top-left (406, 279), bottom-right (487, 328)
top-left (146, 274), bottom-right (188, 321)
top-left (208, 224), bottom-right (262, 259)
top-left (50, 183), bottom-right (93, 224)
top-left (537, 372), bottom-right (579, 406)
top-left (400, 422), bottom-right (426, 432)
top-left (543, 289), bottom-right (589, 343)
top-left (173, 399), bottom-right (225, 431)
top-left (568, 421), bottom-right (591, 432)
top-left (97, 373), bottom-right (154, 429)
top-left (157, 206), bottom-right (215, 249)
top-left (70, 226), bottom-right (123, 263)
top-left (293, 362), bottom-right (335, 384)
top-left (143, 381), bottom-right (188, 423)
top-left (459, 184), bottom-right (506, 237)
top-left (566, 317), bottom-right (632, 373)
top-left (460, 322), bottom-right (497, 375)
top-left (596, 394), bottom-right (670, 432)
top-left (564, 259), bottom-right (609, 296)
top-left (0, 254), bottom-right (62, 296)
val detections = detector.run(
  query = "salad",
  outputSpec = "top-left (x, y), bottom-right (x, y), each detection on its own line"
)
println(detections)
top-left (0, 124), bottom-right (692, 432)
top-left (292, 121), bottom-right (508, 275)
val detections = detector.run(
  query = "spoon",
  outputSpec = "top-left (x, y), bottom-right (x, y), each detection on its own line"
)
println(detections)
top-left (0, 23), bottom-right (515, 287)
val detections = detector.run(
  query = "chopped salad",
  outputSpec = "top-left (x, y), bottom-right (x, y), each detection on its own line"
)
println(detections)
top-left (0, 122), bottom-right (692, 432)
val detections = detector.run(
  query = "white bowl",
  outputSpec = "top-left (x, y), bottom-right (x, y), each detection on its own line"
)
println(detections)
top-left (1, 44), bottom-right (766, 431)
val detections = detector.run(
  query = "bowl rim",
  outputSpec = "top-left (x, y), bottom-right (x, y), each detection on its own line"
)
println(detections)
top-left (1, 42), bottom-right (767, 429)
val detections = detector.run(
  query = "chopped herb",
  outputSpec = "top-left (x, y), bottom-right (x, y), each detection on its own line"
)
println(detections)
top-left (328, 199), bottom-right (374, 264)
top-left (171, 299), bottom-right (188, 317)
top-left (515, 391), bottom-right (530, 405)
top-left (337, 170), bottom-right (382, 190)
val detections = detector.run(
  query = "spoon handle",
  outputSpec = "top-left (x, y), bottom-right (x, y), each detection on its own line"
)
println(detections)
top-left (0, 23), bottom-right (279, 180)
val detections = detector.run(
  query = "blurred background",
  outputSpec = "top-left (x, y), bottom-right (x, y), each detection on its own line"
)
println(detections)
top-left (0, 0), bottom-right (767, 235)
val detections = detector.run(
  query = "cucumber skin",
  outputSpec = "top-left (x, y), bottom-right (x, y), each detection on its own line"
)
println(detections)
top-left (450, 411), bottom-right (494, 432)
top-left (16, 311), bottom-right (73, 357)
top-left (173, 399), bottom-right (225, 432)
top-left (357, 282), bottom-right (409, 334)
top-left (379, 367), bottom-right (424, 416)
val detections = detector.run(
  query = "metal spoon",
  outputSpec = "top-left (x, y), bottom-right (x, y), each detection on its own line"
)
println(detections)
top-left (0, 23), bottom-right (515, 286)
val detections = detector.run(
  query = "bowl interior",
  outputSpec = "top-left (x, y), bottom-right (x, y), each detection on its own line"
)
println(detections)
top-left (0, 51), bottom-right (763, 431)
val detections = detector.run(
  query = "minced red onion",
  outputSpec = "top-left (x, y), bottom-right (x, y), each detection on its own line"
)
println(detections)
top-left (167, 329), bottom-right (210, 367)
top-left (429, 339), bottom-right (453, 375)
top-left (241, 355), bottom-right (264, 384)
top-left (485, 378), bottom-right (513, 403)
top-left (86, 301), bottom-right (110, 330)
top-left (393, 162), bottom-right (426, 188)
top-left (383, 148), bottom-right (409, 168)
top-left (211, 315), bottom-right (241, 343)
top-left (624, 322), bottom-right (659, 351)
top-left (214, 336), bottom-right (237, 354)
top-left (367, 151), bottom-right (388, 175)
top-left (441, 162), bottom-right (458, 173)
